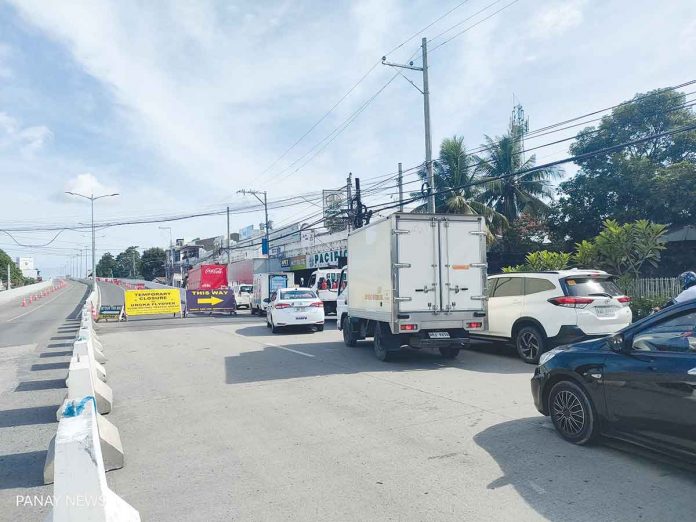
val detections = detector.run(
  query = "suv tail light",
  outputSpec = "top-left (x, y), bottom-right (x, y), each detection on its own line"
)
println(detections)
top-left (275, 303), bottom-right (291, 309)
top-left (547, 296), bottom-right (594, 309)
top-left (310, 301), bottom-right (323, 307)
top-left (617, 296), bottom-right (631, 304)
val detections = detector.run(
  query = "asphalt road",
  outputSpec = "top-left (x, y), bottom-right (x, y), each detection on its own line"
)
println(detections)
top-left (0, 280), bottom-right (89, 521)
top-left (85, 314), bottom-right (696, 522)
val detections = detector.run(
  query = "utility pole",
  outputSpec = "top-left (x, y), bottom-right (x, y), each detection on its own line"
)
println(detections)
top-left (226, 206), bottom-right (231, 265)
top-left (397, 162), bottom-right (404, 212)
top-left (346, 172), bottom-right (352, 232)
top-left (7, 262), bottom-right (11, 290)
top-left (65, 191), bottom-right (119, 288)
top-left (382, 37), bottom-right (435, 213)
top-left (159, 226), bottom-right (173, 284)
top-left (354, 177), bottom-right (363, 228)
top-left (237, 190), bottom-right (269, 256)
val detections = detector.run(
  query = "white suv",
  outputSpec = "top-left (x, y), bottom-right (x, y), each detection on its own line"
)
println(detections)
top-left (476, 269), bottom-right (632, 363)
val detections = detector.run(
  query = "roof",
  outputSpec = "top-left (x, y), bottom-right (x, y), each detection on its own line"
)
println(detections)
top-left (489, 269), bottom-right (611, 278)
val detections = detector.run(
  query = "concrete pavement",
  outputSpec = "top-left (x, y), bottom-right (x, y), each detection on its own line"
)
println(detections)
top-left (92, 316), bottom-right (696, 522)
top-left (0, 280), bottom-right (89, 522)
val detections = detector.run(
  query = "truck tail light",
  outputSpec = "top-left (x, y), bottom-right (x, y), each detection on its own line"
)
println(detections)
top-left (400, 324), bottom-right (417, 331)
top-left (466, 322), bottom-right (483, 329)
top-left (547, 296), bottom-right (594, 309)
top-left (275, 303), bottom-right (291, 309)
top-left (310, 301), bottom-right (323, 307)
top-left (617, 296), bottom-right (631, 304)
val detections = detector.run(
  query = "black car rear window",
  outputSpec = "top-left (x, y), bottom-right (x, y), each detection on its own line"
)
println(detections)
top-left (562, 277), bottom-right (623, 297)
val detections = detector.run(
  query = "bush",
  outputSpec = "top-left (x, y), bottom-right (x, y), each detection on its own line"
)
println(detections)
top-left (629, 296), bottom-right (665, 320)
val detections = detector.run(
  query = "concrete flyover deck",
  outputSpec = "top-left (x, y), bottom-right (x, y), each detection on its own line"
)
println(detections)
top-left (94, 315), bottom-right (696, 522)
top-left (0, 280), bottom-right (90, 522)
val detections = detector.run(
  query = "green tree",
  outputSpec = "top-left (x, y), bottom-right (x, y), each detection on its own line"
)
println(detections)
top-left (140, 247), bottom-right (166, 281)
top-left (114, 247), bottom-right (141, 278)
top-left (551, 88), bottom-right (696, 243)
top-left (475, 123), bottom-right (561, 223)
top-left (415, 136), bottom-right (506, 232)
top-left (503, 250), bottom-right (571, 272)
top-left (0, 249), bottom-right (24, 287)
top-left (96, 252), bottom-right (117, 277)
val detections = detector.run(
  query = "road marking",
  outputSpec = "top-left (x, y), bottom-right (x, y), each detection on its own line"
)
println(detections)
top-left (6, 292), bottom-right (65, 322)
top-left (528, 481), bottom-right (546, 494)
top-left (265, 343), bottom-right (315, 358)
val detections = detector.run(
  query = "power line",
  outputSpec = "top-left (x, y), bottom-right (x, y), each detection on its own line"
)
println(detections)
top-left (369, 121), bottom-right (696, 214)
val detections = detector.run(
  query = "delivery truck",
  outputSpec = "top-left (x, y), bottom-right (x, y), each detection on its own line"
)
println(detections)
top-left (186, 264), bottom-right (228, 290)
top-left (251, 272), bottom-right (295, 315)
top-left (337, 213), bottom-right (487, 361)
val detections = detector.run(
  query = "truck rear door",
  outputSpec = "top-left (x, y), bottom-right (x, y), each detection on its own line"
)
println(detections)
top-left (396, 217), bottom-right (441, 312)
top-left (441, 217), bottom-right (486, 311)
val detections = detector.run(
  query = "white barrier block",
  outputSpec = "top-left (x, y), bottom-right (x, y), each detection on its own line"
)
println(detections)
top-left (73, 339), bottom-right (107, 374)
top-left (62, 358), bottom-right (112, 415)
top-left (44, 401), bottom-right (139, 521)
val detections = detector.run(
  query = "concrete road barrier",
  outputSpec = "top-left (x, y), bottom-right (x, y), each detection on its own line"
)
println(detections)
top-left (45, 399), bottom-right (139, 521)
top-left (73, 340), bottom-right (107, 381)
top-left (62, 356), bottom-right (113, 415)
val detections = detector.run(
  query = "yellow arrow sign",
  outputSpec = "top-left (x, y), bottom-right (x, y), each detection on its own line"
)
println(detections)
top-left (197, 296), bottom-right (223, 306)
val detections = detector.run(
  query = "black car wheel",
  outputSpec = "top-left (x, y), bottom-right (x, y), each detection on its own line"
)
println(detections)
top-left (548, 380), bottom-right (597, 445)
top-left (374, 322), bottom-right (399, 361)
top-left (342, 316), bottom-right (357, 347)
top-left (516, 326), bottom-right (545, 364)
top-left (316, 324), bottom-right (324, 332)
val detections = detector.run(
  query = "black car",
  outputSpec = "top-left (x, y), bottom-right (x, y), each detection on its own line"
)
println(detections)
top-left (531, 299), bottom-right (696, 461)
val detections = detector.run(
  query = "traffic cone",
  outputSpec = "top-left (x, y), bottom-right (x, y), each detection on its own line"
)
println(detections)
top-left (21, 297), bottom-right (27, 307)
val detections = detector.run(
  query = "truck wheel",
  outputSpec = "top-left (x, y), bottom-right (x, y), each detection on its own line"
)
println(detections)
top-left (342, 316), bottom-right (357, 347)
top-left (439, 347), bottom-right (460, 359)
top-left (316, 324), bottom-right (324, 332)
top-left (516, 326), bottom-right (545, 364)
top-left (251, 307), bottom-right (257, 316)
top-left (373, 322), bottom-right (399, 361)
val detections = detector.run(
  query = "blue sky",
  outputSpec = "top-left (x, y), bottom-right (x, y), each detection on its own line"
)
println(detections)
top-left (1, 0), bottom-right (696, 276)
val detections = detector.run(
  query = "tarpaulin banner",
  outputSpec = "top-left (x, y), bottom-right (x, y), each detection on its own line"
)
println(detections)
top-left (124, 289), bottom-right (181, 316)
top-left (186, 288), bottom-right (237, 313)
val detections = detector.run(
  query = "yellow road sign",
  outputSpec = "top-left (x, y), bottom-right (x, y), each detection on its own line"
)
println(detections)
top-left (198, 296), bottom-right (223, 306)
top-left (124, 289), bottom-right (181, 316)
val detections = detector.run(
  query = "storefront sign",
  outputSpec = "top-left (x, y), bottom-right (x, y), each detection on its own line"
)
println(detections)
top-left (307, 249), bottom-right (347, 269)
top-left (280, 255), bottom-right (307, 270)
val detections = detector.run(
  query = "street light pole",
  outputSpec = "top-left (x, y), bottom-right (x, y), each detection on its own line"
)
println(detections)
top-left (237, 189), bottom-right (270, 256)
top-left (159, 226), bottom-right (173, 284)
top-left (65, 191), bottom-right (119, 288)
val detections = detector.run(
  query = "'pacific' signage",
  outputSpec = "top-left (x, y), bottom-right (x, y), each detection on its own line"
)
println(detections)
top-left (307, 249), bottom-right (347, 269)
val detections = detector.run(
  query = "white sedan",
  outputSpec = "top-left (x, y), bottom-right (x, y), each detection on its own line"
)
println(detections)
top-left (266, 288), bottom-right (325, 333)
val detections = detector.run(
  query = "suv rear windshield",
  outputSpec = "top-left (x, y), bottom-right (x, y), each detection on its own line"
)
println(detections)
top-left (562, 277), bottom-right (623, 297)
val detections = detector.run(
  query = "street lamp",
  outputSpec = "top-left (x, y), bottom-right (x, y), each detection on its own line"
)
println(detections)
top-left (65, 191), bottom-right (119, 288)
top-left (237, 189), bottom-right (269, 256)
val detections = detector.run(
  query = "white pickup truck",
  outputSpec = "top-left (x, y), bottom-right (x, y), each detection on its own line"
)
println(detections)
top-left (337, 213), bottom-right (487, 361)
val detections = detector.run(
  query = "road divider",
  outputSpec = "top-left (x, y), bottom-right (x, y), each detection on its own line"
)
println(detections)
top-left (45, 399), bottom-right (140, 521)
top-left (41, 288), bottom-right (137, 519)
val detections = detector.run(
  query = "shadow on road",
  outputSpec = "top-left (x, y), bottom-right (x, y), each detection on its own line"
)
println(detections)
top-left (15, 379), bottom-right (66, 392)
top-left (226, 325), bottom-right (532, 384)
top-left (30, 362), bottom-right (70, 371)
top-left (66, 281), bottom-right (90, 320)
top-left (0, 450), bottom-right (47, 490)
top-left (0, 405), bottom-right (57, 428)
top-left (39, 350), bottom-right (73, 358)
top-left (475, 417), bottom-right (696, 521)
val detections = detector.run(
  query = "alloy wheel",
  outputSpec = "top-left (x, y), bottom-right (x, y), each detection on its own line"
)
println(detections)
top-left (519, 331), bottom-right (540, 360)
top-left (552, 390), bottom-right (585, 435)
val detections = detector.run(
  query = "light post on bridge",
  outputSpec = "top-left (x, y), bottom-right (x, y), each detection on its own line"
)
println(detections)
top-left (65, 191), bottom-right (119, 289)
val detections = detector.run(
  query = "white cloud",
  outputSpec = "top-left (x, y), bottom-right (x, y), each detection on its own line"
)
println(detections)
top-left (529, 0), bottom-right (586, 39)
top-left (0, 111), bottom-right (52, 154)
top-left (64, 172), bottom-right (118, 199)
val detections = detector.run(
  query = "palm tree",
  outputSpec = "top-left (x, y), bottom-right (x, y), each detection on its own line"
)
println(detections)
top-left (414, 136), bottom-right (507, 232)
top-left (474, 124), bottom-right (561, 223)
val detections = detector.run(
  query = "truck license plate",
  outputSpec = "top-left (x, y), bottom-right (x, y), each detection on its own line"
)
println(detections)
top-left (428, 332), bottom-right (450, 339)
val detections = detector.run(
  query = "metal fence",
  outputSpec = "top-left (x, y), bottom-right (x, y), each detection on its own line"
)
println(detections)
top-left (622, 277), bottom-right (680, 299)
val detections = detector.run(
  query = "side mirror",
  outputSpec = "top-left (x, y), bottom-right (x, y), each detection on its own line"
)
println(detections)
top-left (607, 333), bottom-right (625, 352)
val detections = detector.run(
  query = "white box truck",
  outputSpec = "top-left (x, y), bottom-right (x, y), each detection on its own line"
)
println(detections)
top-left (337, 213), bottom-right (487, 361)
top-left (251, 272), bottom-right (295, 315)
